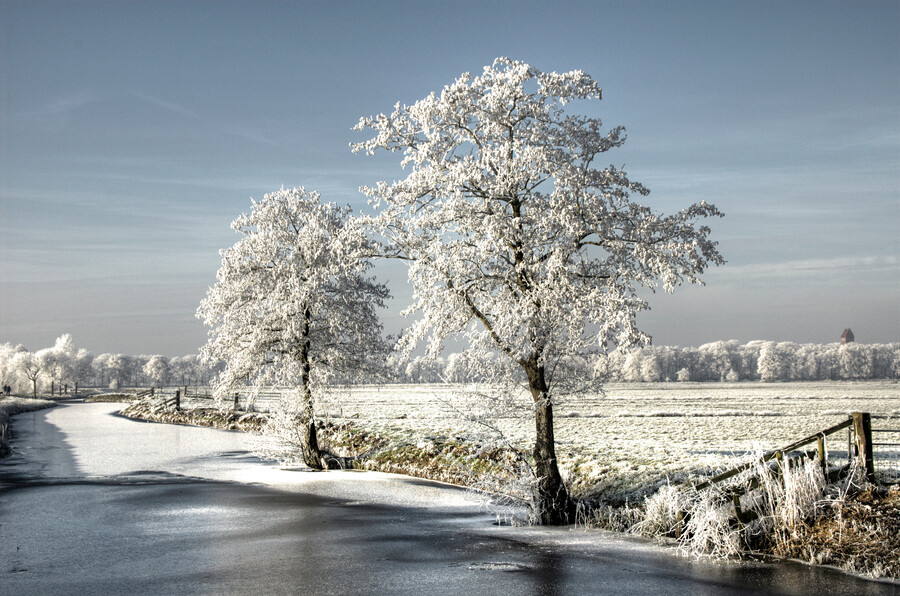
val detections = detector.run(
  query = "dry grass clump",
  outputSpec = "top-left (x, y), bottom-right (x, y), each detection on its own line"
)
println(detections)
top-left (771, 485), bottom-right (900, 579)
top-left (632, 456), bottom-right (833, 559)
top-left (622, 454), bottom-right (899, 580)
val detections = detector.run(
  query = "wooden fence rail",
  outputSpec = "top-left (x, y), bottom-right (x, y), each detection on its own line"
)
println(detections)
top-left (677, 412), bottom-right (890, 534)
top-left (692, 415), bottom-right (858, 492)
top-left (146, 388), bottom-right (285, 413)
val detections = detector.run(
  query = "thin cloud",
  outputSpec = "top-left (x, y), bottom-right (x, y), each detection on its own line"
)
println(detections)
top-left (131, 91), bottom-right (200, 119)
top-left (28, 89), bottom-right (102, 119)
top-left (716, 255), bottom-right (900, 280)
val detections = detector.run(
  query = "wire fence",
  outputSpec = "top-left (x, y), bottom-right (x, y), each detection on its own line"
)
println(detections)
top-left (871, 415), bottom-right (900, 484)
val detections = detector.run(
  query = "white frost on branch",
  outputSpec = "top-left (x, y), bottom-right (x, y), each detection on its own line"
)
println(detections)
top-left (353, 57), bottom-right (724, 392)
top-left (196, 187), bottom-right (390, 408)
top-left (353, 57), bottom-right (723, 523)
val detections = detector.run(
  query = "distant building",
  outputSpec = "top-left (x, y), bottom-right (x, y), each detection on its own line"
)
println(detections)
top-left (841, 328), bottom-right (855, 344)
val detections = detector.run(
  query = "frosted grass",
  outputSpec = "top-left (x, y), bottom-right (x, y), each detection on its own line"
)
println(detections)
top-left (320, 381), bottom-right (900, 500)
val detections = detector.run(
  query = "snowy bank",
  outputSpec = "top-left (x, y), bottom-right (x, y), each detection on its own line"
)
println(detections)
top-left (0, 397), bottom-right (57, 457)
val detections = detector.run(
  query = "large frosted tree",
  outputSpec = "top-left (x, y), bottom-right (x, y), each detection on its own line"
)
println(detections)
top-left (197, 187), bottom-right (390, 469)
top-left (353, 58), bottom-right (723, 524)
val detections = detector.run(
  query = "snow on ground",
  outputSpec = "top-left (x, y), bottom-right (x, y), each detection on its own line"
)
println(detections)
top-left (0, 397), bottom-right (57, 455)
top-left (11, 402), bottom-right (487, 511)
top-left (318, 381), bottom-right (900, 499)
top-left (0, 396), bottom-right (57, 422)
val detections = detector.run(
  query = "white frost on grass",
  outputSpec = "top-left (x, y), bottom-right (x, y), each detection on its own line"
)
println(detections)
top-left (0, 396), bottom-right (56, 422)
top-left (319, 381), bottom-right (900, 501)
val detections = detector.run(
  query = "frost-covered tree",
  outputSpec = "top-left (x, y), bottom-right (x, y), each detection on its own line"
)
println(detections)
top-left (353, 58), bottom-right (723, 523)
top-left (699, 340), bottom-right (741, 381)
top-left (39, 334), bottom-right (90, 393)
top-left (169, 355), bottom-right (200, 386)
top-left (197, 187), bottom-right (390, 470)
top-left (839, 343), bottom-right (873, 380)
top-left (404, 355), bottom-right (446, 383)
top-left (13, 351), bottom-right (43, 397)
top-left (639, 350), bottom-right (664, 383)
top-left (621, 349), bottom-right (645, 383)
top-left (93, 353), bottom-right (124, 388)
top-left (143, 355), bottom-right (170, 388)
top-left (0, 344), bottom-right (19, 390)
top-left (0, 343), bottom-right (26, 393)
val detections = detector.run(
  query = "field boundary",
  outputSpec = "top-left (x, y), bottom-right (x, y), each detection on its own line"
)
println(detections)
top-left (680, 412), bottom-right (898, 533)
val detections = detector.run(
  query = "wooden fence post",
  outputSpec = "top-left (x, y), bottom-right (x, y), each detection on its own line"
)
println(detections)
top-left (233, 393), bottom-right (239, 411)
top-left (817, 434), bottom-right (827, 474)
top-left (175, 390), bottom-right (181, 412)
top-left (851, 412), bottom-right (875, 483)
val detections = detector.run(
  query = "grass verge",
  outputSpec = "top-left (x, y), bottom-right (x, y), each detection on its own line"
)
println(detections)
top-left (0, 396), bottom-right (57, 458)
top-left (119, 398), bottom-right (268, 432)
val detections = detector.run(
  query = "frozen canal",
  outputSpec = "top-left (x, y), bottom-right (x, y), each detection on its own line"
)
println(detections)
top-left (1, 402), bottom-right (896, 595)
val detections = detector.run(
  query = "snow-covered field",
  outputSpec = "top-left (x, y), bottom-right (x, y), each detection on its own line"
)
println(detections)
top-left (321, 381), bottom-right (900, 499)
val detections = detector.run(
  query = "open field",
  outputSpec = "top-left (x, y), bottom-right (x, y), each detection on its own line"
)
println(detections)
top-left (318, 381), bottom-right (900, 500)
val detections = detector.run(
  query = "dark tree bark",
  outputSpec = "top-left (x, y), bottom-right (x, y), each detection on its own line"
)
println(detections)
top-left (524, 360), bottom-right (576, 525)
top-left (298, 305), bottom-right (326, 470)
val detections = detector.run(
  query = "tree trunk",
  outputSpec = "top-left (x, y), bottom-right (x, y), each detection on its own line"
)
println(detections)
top-left (299, 305), bottom-right (326, 470)
top-left (525, 360), bottom-right (575, 525)
top-left (301, 415), bottom-right (324, 469)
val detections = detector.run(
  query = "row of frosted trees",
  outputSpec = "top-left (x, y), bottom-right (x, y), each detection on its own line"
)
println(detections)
top-left (602, 340), bottom-right (900, 383)
top-left (388, 341), bottom-right (900, 384)
top-left (4, 336), bottom-right (896, 397)
top-left (0, 335), bottom-right (219, 396)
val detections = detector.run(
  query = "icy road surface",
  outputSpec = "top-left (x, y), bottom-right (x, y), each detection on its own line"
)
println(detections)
top-left (1, 402), bottom-right (895, 595)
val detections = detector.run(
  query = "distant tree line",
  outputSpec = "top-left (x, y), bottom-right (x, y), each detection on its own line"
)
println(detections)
top-left (3, 336), bottom-right (897, 397)
top-left (0, 334), bottom-right (220, 397)
top-left (595, 340), bottom-right (900, 383)
top-left (390, 340), bottom-right (900, 384)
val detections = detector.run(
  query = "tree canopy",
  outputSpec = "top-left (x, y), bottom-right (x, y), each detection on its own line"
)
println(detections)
top-left (197, 187), bottom-right (390, 468)
top-left (354, 58), bottom-right (724, 523)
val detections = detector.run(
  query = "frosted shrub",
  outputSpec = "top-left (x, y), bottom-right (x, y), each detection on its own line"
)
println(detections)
top-left (636, 483), bottom-right (689, 537)
top-left (679, 490), bottom-right (743, 558)
top-left (742, 456), bottom-right (827, 550)
top-left (590, 501), bottom-right (643, 532)
top-left (668, 452), bottom-right (830, 558)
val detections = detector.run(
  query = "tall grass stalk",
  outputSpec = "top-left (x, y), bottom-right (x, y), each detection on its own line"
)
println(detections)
top-left (636, 451), bottom-right (838, 559)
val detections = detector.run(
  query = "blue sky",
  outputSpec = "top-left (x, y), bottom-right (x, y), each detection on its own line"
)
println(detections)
top-left (1, 0), bottom-right (898, 356)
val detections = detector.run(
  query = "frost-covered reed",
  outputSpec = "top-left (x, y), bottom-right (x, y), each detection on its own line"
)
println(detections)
top-left (632, 451), bottom-right (854, 560)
